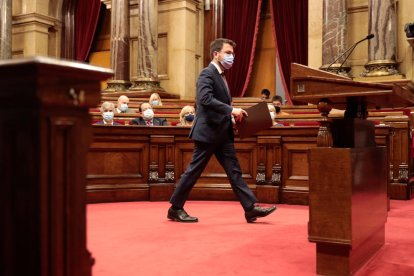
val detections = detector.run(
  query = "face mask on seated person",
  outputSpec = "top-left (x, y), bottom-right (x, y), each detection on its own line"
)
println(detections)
top-left (185, 114), bottom-right (194, 122)
top-left (119, 104), bottom-right (128, 112)
top-left (152, 100), bottom-right (159, 106)
top-left (275, 106), bottom-right (281, 114)
top-left (143, 109), bottom-right (154, 120)
top-left (103, 111), bottom-right (114, 121)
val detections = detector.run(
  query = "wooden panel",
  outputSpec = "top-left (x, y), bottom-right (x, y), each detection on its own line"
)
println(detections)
top-left (385, 118), bottom-right (412, 199)
top-left (87, 150), bottom-right (144, 175)
top-left (281, 138), bottom-right (317, 204)
top-left (87, 139), bottom-right (149, 203)
top-left (174, 139), bottom-right (256, 185)
top-left (84, 124), bottom-right (406, 205)
top-left (309, 147), bottom-right (387, 275)
top-left (256, 185), bottom-right (279, 203)
top-left (0, 58), bottom-right (112, 276)
top-left (48, 115), bottom-right (89, 276)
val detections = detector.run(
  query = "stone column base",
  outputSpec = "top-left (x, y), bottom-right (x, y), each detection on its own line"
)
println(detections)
top-left (353, 74), bottom-right (405, 83)
top-left (103, 80), bottom-right (131, 92)
top-left (361, 59), bottom-right (400, 77)
top-left (320, 63), bottom-right (351, 77)
top-left (129, 79), bottom-right (166, 93)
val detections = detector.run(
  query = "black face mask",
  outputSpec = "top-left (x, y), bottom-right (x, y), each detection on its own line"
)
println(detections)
top-left (185, 114), bottom-right (195, 122)
top-left (275, 106), bottom-right (281, 113)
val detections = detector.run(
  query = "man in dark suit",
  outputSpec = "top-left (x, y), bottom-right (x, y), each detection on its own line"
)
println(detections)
top-left (131, 102), bottom-right (168, 126)
top-left (168, 38), bottom-right (276, 223)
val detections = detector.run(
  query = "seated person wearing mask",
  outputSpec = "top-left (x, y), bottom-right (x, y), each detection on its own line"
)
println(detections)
top-left (177, 105), bottom-right (195, 126)
top-left (116, 95), bottom-right (135, 113)
top-left (272, 95), bottom-right (289, 116)
top-left (149, 92), bottom-right (163, 107)
top-left (267, 104), bottom-right (284, 126)
top-left (131, 102), bottom-right (168, 126)
top-left (95, 101), bottom-right (122, 125)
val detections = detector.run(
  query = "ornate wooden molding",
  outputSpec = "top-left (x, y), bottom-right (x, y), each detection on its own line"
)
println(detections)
top-left (270, 164), bottom-right (282, 186)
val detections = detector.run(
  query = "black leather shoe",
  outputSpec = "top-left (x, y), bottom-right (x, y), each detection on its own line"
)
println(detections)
top-left (245, 205), bottom-right (276, 223)
top-left (167, 207), bottom-right (198, 223)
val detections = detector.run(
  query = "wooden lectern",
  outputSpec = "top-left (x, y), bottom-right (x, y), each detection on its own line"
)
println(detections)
top-left (0, 57), bottom-right (112, 276)
top-left (290, 63), bottom-right (414, 275)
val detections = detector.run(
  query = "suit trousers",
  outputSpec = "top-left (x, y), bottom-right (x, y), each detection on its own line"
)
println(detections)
top-left (169, 139), bottom-right (258, 211)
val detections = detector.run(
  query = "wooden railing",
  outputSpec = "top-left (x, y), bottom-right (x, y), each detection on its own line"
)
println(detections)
top-left (86, 120), bottom-right (413, 204)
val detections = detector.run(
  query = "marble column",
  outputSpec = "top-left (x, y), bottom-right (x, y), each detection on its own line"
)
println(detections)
top-left (0, 0), bottom-right (12, 59)
top-left (130, 0), bottom-right (165, 93)
top-left (105, 0), bottom-right (131, 91)
top-left (362, 0), bottom-right (399, 77)
top-left (320, 0), bottom-right (350, 76)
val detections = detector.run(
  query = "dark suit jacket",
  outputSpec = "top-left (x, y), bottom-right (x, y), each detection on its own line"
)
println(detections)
top-left (189, 63), bottom-right (233, 143)
top-left (131, 117), bottom-right (168, 126)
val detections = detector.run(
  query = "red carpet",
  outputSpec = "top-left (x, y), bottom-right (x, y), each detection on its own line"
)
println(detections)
top-left (87, 200), bottom-right (414, 276)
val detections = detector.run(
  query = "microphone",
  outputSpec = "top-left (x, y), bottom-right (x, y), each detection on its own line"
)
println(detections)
top-left (365, 34), bottom-right (375, 40)
top-left (326, 34), bottom-right (375, 73)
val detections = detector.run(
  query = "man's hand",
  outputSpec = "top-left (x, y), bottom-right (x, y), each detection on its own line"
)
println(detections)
top-left (232, 108), bottom-right (248, 122)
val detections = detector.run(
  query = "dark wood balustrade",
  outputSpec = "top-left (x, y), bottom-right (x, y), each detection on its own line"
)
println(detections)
top-left (87, 122), bottom-right (413, 204)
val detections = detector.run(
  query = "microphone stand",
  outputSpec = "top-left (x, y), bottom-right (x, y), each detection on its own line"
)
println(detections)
top-left (325, 44), bottom-right (356, 72)
top-left (336, 43), bottom-right (359, 73)
top-left (325, 35), bottom-right (374, 74)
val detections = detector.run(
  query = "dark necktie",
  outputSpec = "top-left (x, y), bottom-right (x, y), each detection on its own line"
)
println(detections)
top-left (221, 72), bottom-right (230, 96)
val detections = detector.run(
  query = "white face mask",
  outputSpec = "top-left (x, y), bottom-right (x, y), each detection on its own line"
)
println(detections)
top-left (119, 103), bottom-right (128, 112)
top-left (103, 111), bottom-right (114, 121)
top-left (220, 54), bottom-right (234, 69)
top-left (143, 109), bottom-right (154, 120)
top-left (270, 112), bottom-right (276, 120)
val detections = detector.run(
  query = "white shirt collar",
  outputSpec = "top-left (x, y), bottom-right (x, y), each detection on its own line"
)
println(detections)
top-left (211, 61), bottom-right (224, 75)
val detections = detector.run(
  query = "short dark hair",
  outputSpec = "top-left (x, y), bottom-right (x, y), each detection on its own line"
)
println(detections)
top-left (261, 89), bottom-right (270, 97)
top-left (272, 95), bottom-right (283, 103)
top-left (210, 38), bottom-right (236, 59)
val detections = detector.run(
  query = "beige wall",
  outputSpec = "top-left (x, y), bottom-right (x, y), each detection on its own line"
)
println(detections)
top-left (12, 0), bottom-right (62, 58)
top-left (308, 0), bottom-right (414, 81)
top-left (157, 0), bottom-right (203, 99)
top-left (308, 0), bottom-right (323, 69)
